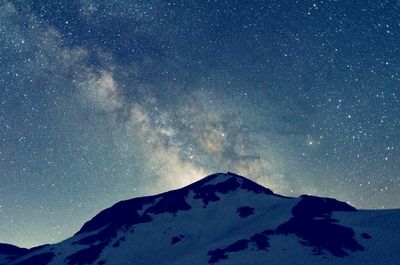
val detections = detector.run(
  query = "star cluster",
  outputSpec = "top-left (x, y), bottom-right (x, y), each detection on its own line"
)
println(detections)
top-left (0, 0), bottom-right (399, 247)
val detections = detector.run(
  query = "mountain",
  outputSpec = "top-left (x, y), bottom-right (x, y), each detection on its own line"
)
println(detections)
top-left (2, 172), bottom-right (400, 265)
top-left (0, 244), bottom-right (28, 264)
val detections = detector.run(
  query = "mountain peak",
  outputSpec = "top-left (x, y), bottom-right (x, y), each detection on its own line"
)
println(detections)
top-left (185, 172), bottom-right (275, 196)
top-left (199, 172), bottom-right (244, 184)
top-left (193, 172), bottom-right (251, 186)
top-left (3, 172), bottom-right (399, 265)
top-left (75, 172), bottom-right (275, 236)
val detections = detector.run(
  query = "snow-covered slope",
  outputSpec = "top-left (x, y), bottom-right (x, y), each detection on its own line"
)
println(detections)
top-left (2, 172), bottom-right (400, 265)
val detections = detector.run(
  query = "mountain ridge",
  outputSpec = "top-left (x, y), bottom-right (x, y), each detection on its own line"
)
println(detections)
top-left (1, 172), bottom-right (399, 265)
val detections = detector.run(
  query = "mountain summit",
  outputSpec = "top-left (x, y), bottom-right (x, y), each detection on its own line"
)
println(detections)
top-left (2, 172), bottom-right (399, 265)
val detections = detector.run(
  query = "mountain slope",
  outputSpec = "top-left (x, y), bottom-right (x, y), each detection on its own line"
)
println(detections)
top-left (2, 172), bottom-right (400, 265)
top-left (0, 244), bottom-right (28, 265)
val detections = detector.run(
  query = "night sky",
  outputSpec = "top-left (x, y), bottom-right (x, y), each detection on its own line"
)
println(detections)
top-left (1, 0), bottom-right (399, 248)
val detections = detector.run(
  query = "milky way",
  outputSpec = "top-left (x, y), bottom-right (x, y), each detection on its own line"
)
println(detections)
top-left (0, 1), bottom-right (399, 247)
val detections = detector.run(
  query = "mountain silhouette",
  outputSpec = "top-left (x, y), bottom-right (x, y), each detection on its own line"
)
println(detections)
top-left (1, 172), bottom-right (399, 265)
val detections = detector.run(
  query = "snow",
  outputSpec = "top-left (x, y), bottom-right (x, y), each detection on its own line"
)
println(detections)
top-left (3, 173), bottom-right (400, 265)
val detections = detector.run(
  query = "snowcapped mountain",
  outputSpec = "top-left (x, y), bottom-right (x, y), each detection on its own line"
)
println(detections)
top-left (2, 172), bottom-right (400, 265)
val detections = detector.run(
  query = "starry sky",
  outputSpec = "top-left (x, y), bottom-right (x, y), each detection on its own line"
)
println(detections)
top-left (1, 0), bottom-right (399, 248)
